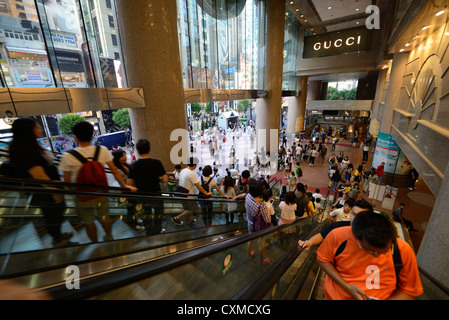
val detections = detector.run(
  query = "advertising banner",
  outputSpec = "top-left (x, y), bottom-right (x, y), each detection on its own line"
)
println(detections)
top-left (372, 132), bottom-right (400, 174)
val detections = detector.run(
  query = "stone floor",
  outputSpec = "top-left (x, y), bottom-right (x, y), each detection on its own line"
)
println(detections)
top-left (189, 131), bottom-right (435, 252)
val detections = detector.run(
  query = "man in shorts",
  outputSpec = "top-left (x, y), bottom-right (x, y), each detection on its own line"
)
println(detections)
top-left (172, 157), bottom-right (213, 226)
top-left (59, 121), bottom-right (136, 243)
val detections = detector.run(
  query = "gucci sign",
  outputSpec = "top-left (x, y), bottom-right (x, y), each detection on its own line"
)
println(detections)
top-left (303, 26), bottom-right (372, 59)
top-left (313, 35), bottom-right (362, 51)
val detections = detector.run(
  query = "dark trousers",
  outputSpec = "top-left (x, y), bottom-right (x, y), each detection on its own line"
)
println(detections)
top-left (200, 200), bottom-right (213, 225)
top-left (363, 151), bottom-right (369, 161)
top-left (31, 194), bottom-right (66, 242)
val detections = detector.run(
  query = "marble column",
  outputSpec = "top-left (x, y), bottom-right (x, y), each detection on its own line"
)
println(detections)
top-left (286, 76), bottom-right (308, 137)
top-left (115, 0), bottom-right (188, 169)
top-left (255, 0), bottom-right (285, 166)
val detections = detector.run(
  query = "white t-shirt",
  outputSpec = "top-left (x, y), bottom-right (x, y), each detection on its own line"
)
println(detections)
top-left (329, 207), bottom-right (351, 221)
top-left (312, 192), bottom-right (325, 202)
top-left (58, 145), bottom-right (113, 182)
top-left (279, 201), bottom-right (297, 220)
top-left (197, 176), bottom-right (219, 195)
top-left (179, 168), bottom-right (199, 194)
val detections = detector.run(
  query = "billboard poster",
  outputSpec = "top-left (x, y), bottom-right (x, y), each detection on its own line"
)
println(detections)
top-left (43, 0), bottom-right (81, 36)
top-left (372, 132), bottom-right (401, 174)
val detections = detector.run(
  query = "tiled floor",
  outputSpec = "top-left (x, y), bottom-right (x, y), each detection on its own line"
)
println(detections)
top-left (271, 138), bottom-right (435, 251)
top-left (192, 131), bottom-right (435, 252)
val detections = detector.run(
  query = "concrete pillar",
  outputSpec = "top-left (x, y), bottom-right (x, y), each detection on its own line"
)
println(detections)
top-left (255, 0), bottom-right (285, 162)
top-left (286, 76), bottom-right (308, 137)
top-left (417, 161), bottom-right (449, 288)
top-left (372, 53), bottom-right (409, 185)
top-left (115, 0), bottom-right (187, 168)
top-left (307, 80), bottom-right (321, 101)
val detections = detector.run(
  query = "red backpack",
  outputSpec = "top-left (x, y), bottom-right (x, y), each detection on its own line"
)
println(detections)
top-left (68, 146), bottom-right (109, 201)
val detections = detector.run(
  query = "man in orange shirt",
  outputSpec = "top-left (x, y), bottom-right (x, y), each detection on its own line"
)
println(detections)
top-left (317, 211), bottom-right (423, 300)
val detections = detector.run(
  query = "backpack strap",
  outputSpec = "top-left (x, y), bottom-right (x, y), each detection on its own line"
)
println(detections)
top-left (335, 240), bottom-right (347, 258)
top-left (206, 177), bottom-right (212, 185)
top-left (392, 238), bottom-right (403, 288)
top-left (93, 145), bottom-right (101, 161)
top-left (68, 149), bottom-right (88, 164)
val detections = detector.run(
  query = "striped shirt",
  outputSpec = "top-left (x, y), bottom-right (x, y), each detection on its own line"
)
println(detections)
top-left (245, 193), bottom-right (271, 231)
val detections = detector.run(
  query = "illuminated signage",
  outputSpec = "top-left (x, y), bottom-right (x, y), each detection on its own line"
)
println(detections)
top-left (303, 27), bottom-right (372, 59)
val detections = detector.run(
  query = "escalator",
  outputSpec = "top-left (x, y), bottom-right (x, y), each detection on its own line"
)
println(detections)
top-left (0, 174), bottom-right (333, 300)
top-left (0, 177), bottom-right (252, 277)
top-left (44, 215), bottom-right (329, 300)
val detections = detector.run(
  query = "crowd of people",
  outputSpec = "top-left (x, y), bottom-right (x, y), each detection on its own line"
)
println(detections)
top-left (2, 117), bottom-right (424, 300)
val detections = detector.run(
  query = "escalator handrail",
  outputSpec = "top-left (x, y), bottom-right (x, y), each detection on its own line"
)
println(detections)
top-left (230, 220), bottom-right (330, 300)
top-left (0, 176), bottom-right (233, 200)
top-left (43, 215), bottom-right (322, 300)
top-left (0, 183), bottom-right (244, 204)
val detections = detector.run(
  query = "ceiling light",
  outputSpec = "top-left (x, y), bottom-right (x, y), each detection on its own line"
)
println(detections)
top-left (356, 21), bottom-right (359, 24)
top-left (296, 9), bottom-right (299, 11)
top-left (328, 6), bottom-right (332, 9)
top-left (300, 14), bottom-right (304, 17)
top-left (304, 19), bottom-right (307, 22)
top-left (290, 1), bottom-right (294, 4)
top-left (405, 43), bottom-right (410, 47)
top-left (422, 25), bottom-right (430, 30)
top-left (436, 10), bottom-right (445, 16)
top-left (400, 49), bottom-right (404, 52)
top-left (356, 8), bottom-right (359, 11)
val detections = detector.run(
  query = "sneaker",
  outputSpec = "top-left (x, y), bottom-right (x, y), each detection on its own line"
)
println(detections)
top-left (172, 217), bottom-right (184, 226)
top-left (160, 228), bottom-right (166, 234)
top-left (187, 218), bottom-right (197, 227)
top-left (135, 225), bottom-right (146, 232)
top-left (408, 187), bottom-right (413, 190)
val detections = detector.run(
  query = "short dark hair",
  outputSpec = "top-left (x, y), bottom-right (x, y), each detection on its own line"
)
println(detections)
top-left (284, 191), bottom-right (296, 205)
top-left (296, 182), bottom-right (306, 193)
top-left (352, 211), bottom-right (397, 249)
top-left (136, 139), bottom-right (150, 154)
top-left (202, 165), bottom-right (213, 177)
top-left (72, 121), bottom-right (94, 142)
top-left (353, 199), bottom-right (373, 211)
top-left (344, 198), bottom-right (355, 207)
top-left (249, 182), bottom-right (263, 198)
top-left (241, 170), bottom-right (250, 179)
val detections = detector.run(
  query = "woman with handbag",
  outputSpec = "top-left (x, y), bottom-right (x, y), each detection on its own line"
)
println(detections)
top-left (245, 182), bottom-right (272, 265)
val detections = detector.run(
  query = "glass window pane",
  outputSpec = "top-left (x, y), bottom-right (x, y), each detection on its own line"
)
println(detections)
top-left (0, 5), bottom-right (57, 88)
top-left (177, 0), bottom-right (267, 90)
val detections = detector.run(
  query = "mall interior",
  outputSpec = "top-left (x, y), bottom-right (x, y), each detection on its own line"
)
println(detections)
top-left (0, 0), bottom-right (449, 301)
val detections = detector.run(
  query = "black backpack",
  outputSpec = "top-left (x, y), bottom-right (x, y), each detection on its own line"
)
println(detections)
top-left (199, 176), bottom-right (212, 198)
